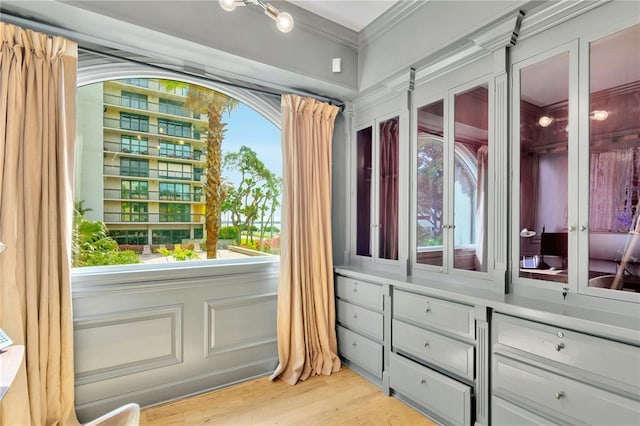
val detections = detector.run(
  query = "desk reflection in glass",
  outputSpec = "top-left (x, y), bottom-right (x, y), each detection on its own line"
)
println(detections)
top-left (520, 231), bottom-right (568, 283)
top-left (520, 268), bottom-right (568, 283)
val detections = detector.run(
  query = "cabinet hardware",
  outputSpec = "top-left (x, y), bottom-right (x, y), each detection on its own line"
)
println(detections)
top-left (425, 307), bottom-right (431, 313)
top-left (555, 391), bottom-right (565, 399)
top-left (568, 225), bottom-right (576, 232)
top-left (579, 225), bottom-right (587, 231)
top-left (353, 287), bottom-right (358, 293)
top-left (423, 341), bottom-right (430, 348)
top-left (420, 378), bottom-right (427, 384)
top-left (556, 331), bottom-right (564, 338)
top-left (352, 314), bottom-right (358, 319)
top-left (352, 341), bottom-right (357, 347)
top-left (555, 343), bottom-right (565, 351)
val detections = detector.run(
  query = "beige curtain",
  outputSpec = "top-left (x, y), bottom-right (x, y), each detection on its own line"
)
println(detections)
top-left (0, 22), bottom-right (79, 426)
top-left (270, 94), bottom-right (341, 385)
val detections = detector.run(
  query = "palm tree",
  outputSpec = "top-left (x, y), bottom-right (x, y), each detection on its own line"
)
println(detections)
top-left (162, 80), bottom-right (238, 258)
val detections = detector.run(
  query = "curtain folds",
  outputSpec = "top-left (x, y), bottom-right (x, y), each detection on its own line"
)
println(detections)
top-left (379, 118), bottom-right (399, 260)
top-left (475, 145), bottom-right (489, 271)
top-left (0, 22), bottom-right (79, 426)
top-left (270, 94), bottom-right (341, 385)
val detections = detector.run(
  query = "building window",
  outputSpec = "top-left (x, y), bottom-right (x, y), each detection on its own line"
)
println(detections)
top-left (193, 187), bottom-right (203, 202)
top-left (160, 140), bottom-right (192, 159)
top-left (121, 180), bottom-right (149, 199)
top-left (159, 182), bottom-right (191, 201)
top-left (158, 161), bottom-right (192, 180)
top-left (110, 230), bottom-right (148, 245)
top-left (158, 118), bottom-right (192, 138)
top-left (152, 229), bottom-right (191, 244)
top-left (120, 158), bottom-right (149, 177)
top-left (121, 202), bottom-right (148, 222)
top-left (121, 135), bottom-right (148, 154)
top-left (159, 203), bottom-right (191, 222)
top-left (120, 112), bottom-right (149, 132)
top-left (159, 98), bottom-right (187, 117)
top-left (121, 78), bottom-right (149, 88)
top-left (121, 91), bottom-right (148, 110)
top-left (193, 228), bottom-right (203, 239)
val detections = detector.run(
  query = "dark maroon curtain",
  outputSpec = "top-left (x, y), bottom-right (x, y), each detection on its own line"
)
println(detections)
top-left (379, 117), bottom-right (399, 260)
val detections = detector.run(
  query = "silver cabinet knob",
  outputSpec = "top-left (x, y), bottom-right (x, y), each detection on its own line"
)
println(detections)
top-left (579, 225), bottom-right (587, 232)
top-left (353, 286), bottom-right (358, 293)
top-left (352, 313), bottom-right (358, 319)
top-left (423, 341), bottom-right (430, 348)
top-left (555, 391), bottom-right (565, 400)
top-left (420, 379), bottom-right (427, 384)
top-left (555, 343), bottom-right (565, 351)
top-left (568, 225), bottom-right (576, 232)
top-left (556, 331), bottom-right (564, 338)
top-left (425, 306), bottom-right (431, 313)
top-left (352, 341), bottom-right (357, 347)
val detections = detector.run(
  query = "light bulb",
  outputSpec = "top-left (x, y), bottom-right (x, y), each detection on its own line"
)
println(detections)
top-left (538, 115), bottom-right (554, 128)
top-left (219, 0), bottom-right (237, 12)
top-left (590, 110), bottom-right (608, 121)
top-left (276, 12), bottom-right (294, 33)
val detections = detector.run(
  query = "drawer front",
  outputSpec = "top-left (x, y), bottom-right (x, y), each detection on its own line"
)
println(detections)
top-left (494, 355), bottom-right (640, 425)
top-left (394, 290), bottom-right (475, 340)
top-left (493, 313), bottom-right (640, 393)
top-left (393, 320), bottom-right (474, 381)
top-left (493, 396), bottom-right (559, 425)
top-left (337, 300), bottom-right (383, 341)
top-left (390, 354), bottom-right (471, 425)
top-left (337, 325), bottom-right (382, 379)
top-left (336, 276), bottom-right (383, 311)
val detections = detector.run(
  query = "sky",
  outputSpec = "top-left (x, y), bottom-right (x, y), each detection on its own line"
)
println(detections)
top-left (220, 103), bottom-right (282, 222)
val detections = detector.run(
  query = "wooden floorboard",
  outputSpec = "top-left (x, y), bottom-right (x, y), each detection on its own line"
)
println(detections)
top-left (140, 367), bottom-right (437, 425)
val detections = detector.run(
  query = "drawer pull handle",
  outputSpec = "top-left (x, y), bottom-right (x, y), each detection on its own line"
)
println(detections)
top-left (555, 343), bottom-right (565, 351)
top-left (352, 341), bottom-right (357, 347)
top-left (425, 307), bottom-right (432, 314)
top-left (353, 287), bottom-right (358, 293)
top-left (557, 331), bottom-right (564, 338)
top-left (555, 391), bottom-right (565, 400)
top-left (352, 314), bottom-right (358, 319)
top-left (420, 379), bottom-right (427, 385)
top-left (423, 341), bottom-right (430, 348)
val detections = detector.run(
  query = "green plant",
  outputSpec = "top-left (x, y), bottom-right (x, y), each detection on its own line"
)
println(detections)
top-left (156, 245), bottom-right (200, 261)
top-left (218, 226), bottom-right (239, 240)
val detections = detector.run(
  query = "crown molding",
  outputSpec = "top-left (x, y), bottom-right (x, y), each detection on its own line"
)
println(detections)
top-left (358, 0), bottom-right (425, 49)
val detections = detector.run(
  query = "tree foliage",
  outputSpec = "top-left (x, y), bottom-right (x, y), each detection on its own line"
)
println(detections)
top-left (416, 137), bottom-right (444, 246)
top-left (72, 202), bottom-right (139, 267)
top-left (223, 146), bottom-right (281, 245)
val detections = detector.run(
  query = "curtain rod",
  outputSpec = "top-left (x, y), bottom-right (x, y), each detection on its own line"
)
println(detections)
top-left (1, 11), bottom-right (345, 109)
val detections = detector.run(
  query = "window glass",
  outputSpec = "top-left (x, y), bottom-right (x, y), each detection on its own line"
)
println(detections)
top-left (75, 77), bottom-right (281, 267)
top-left (416, 100), bottom-right (444, 266)
top-left (588, 24), bottom-right (640, 292)
top-left (453, 84), bottom-right (489, 272)
top-left (518, 52), bottom-right (569, 283)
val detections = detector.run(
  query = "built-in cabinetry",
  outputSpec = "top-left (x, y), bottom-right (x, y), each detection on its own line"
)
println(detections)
top-left (335, 275), bottom-right (385, 383)
top-left (492, 313), bottom-right (640, 425)
top-left (390, 290), bottom-right (477, 425)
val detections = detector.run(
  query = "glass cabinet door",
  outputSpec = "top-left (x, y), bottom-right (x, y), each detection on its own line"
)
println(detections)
top-left (416, 100), bottom-right (445, 267)
top-left (517, 51), bottom-right (571, 284)
top-left (356, 126), bottom-right (372, 257)
top-left (378, 117), bottom-right (399, 260)
top-left (586, 24), bottom-right (640, 293)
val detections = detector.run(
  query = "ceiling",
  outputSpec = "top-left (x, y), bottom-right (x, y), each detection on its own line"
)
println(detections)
top-left (287, 0), bottom-right (398, 32)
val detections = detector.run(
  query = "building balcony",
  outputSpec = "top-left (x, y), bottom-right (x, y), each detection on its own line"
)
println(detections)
top-left (103, 93), bottom-right (205, 122)
top-left (103, 212), bottom-right (205, 224)
top-left (104, 188), bottom-right (204, 203)
top-left (103, 141), bottom-right (205, 162)
top-left (110, 79), bottom-right (192, 99)
top-left (103, 117), bottom-right (205, 143)
top-left (103, 165), bottom-right (206, 183)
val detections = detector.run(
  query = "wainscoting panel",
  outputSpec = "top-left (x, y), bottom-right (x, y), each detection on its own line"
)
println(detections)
top-left (72, 260), bottom-right (279, 422)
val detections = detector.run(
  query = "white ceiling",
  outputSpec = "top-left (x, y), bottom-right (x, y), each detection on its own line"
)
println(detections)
top-left (287, 0), bottom-right (398, 32)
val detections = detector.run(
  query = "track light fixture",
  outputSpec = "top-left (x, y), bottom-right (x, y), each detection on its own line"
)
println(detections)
top-left (219, 0), bottom-right (294, 33)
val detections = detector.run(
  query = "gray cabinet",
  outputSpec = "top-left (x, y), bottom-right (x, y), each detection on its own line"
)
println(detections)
top-left (390, 289), bottom-right (478, 425)
top-left (492, 313), bottom-right (640, 425)
top-left (335, 275), bottom-right (385, 382)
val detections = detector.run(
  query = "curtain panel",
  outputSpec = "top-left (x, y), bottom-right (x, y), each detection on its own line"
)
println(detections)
top-left (270, 94), bottom-right (340, 385)
top-left (379, 117), bottom-right (399, 260)
top-left (0, 22), bottom-right (78, 426)
top-left (475, 145), bottom-right (489, 271)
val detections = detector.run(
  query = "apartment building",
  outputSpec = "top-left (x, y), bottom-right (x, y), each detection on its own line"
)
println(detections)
top-left (77, 78), bottom-right (208, 246)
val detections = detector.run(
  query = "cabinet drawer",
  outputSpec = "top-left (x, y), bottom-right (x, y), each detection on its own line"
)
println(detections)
top-left (337, 300), bottom-right (383, 341)
top-left (493, 396), bottom-right (559, 425)
top-left (336, 276), bottom-right (383, 311)
top-left (337, 325), bottom-right (382, 379)
top-left (493, 313), bottom-right (640, 394)
top-left (494, 355), bottom-right (640, 425)
top-left (390, 353), bottom-right (472, 425)
top-left (394, 290), bottom-right (475, 340)
top-left (393, 320), bottom-right (474, 381)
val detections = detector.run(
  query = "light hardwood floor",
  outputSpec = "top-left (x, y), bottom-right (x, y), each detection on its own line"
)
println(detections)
top-left (140, 367), bottom-right (437, 425)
